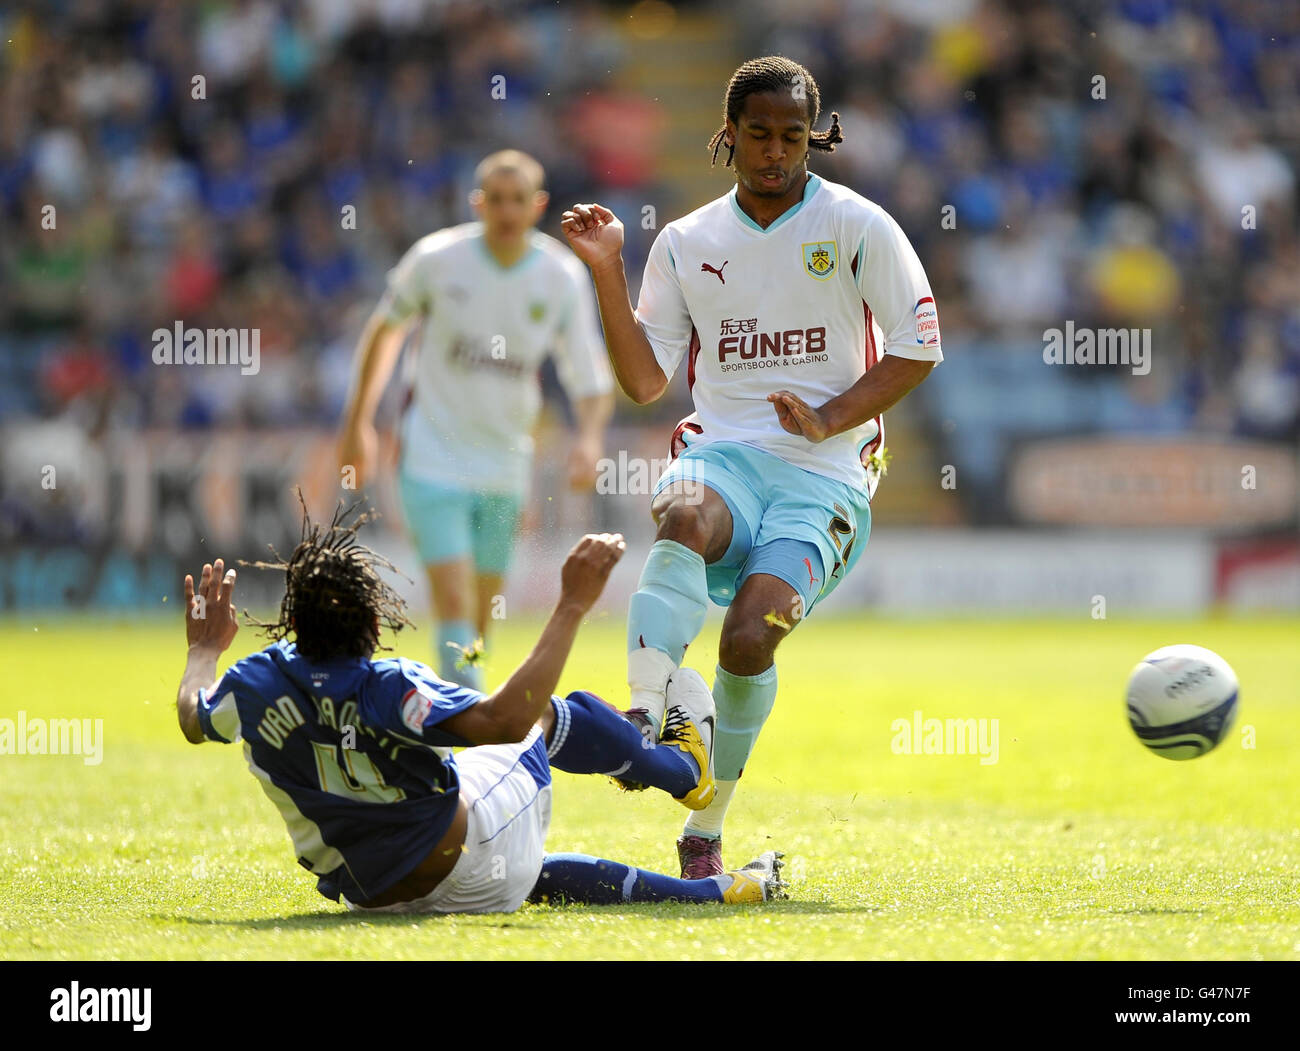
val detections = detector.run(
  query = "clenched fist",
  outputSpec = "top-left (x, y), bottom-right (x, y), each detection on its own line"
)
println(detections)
top-left (559, 532), bottom-right (626, 612)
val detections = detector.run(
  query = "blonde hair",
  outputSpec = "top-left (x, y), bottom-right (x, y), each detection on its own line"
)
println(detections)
top-left (474, 149), bottom-right (546, 193)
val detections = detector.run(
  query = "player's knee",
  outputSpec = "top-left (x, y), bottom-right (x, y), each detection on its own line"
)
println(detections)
top-left (433, 593), bottom-right (472, 621)
top-left (718, 620), bottom-right (780, 676)
top-left (428, 572), bottom-right (473, 620)
top-left (654, 499), bottom-right (714, 554)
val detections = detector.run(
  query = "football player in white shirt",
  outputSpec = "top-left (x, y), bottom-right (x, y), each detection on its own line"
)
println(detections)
top-left (340, 151), bottom-right (614, 690)
top-left (562, 58), bottom-right (942, 878)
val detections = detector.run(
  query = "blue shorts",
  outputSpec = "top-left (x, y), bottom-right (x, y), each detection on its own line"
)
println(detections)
top-left (397, 469), bottom-right (522, 574)
top-left (653, 441), bottom-right (872, 617)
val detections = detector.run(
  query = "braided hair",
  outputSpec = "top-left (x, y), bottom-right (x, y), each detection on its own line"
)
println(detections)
top-left (707, 56), bottom-right (843, 168)
top-left (244, 493), bottom-right (412, 661)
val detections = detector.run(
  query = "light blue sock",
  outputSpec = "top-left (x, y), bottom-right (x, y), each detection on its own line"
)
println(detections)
top-left (438, 619), bottom-right (484, 691)
top-left (627, 540), bottom-right (708, 665)
top-left (712, 663), bottom-right (778, 781)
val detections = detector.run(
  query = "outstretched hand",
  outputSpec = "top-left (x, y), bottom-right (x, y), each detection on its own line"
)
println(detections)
top-left (184, 558), bottom-right (239, 654)
top-left (561, 203), bottom-right (625, 272)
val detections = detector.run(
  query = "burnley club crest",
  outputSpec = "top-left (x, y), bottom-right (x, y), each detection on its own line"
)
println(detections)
top-left (802, 241), bottom-right (837, 280)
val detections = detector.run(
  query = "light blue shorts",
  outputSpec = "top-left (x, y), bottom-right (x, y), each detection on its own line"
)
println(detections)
top-left (653, 440), bottom-right (872, 616)
top-left (397, 469), bottom-right (522, 574)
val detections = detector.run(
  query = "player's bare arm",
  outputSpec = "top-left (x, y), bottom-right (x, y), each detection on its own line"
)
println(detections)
top-left (768, 356), bottom-right (935, 442)
top-left (438, 532), bottom-right (626, 745)
top-left (176, 559), bottom-right (239, 744)
top-left (561, 203), bottom-right (668, 404)
top-left (569, 392), bottom-right (614, 489)
top-left (338, 309), bottom-right (409, 487)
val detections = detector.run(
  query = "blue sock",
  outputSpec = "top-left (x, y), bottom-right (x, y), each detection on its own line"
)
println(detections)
top-left (532, 854), bottom-right (724, 904)
top-left (547, 691), bottom-right (699, 795)
top-left (627, 540), bottom-right (708, 665)
top-left (438, 620), bottom-right (484, 691)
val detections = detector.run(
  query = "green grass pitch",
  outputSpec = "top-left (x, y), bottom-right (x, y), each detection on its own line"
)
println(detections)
top-left (2, 612), bottom-right (1297, 960)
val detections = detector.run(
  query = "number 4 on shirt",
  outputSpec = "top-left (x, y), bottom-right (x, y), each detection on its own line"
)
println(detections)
top-left (311, 740), bottom-right (406, 803)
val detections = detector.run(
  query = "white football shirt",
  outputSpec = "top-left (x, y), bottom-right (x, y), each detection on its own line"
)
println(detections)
top-left (635, 172), bottom-right (941, 494)
top-left (383, 222), bottom-right (613, 495)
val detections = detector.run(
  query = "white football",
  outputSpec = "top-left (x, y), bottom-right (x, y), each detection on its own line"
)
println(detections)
top-left (1126, 644), bottom-right (1239, 760)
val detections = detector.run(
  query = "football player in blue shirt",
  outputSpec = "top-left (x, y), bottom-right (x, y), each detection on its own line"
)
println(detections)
top-left (175, 505), bottom-right (785, 913)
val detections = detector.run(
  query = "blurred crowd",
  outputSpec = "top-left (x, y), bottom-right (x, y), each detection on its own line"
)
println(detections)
top-left (760, 0), bottom-right (1299, 443)
top-left (0, 0), bottom-right (635, 435)
top-left (1, 0), bottom-right (1297, 476)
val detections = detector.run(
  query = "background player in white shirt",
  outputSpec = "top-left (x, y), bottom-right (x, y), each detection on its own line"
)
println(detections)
top-left (562, 57), bottom-right (942, 878)
top-left (339, 151), bottom-right (614, 689)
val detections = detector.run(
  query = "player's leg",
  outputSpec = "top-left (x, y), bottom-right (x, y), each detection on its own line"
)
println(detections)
top-left (396, 471), bottom-right (483, 689)
top-left (544, 671), bottom-right (715, 809)
top-left (679, 462), bottom-right (873, 876)
top-left (529, 850), bottom-right (785, 905)
top-left (626, 446), bottom-right (759, 738)
top-left (426, 559), bottom-right (483, 690)
top-left (474, 572), bottom-right (503, 640)
top-left (359, 695), bottom-right (773, 914)
top-left (624, 484), bottom-right (727, 728)
top-left (679, 553), bottom-right (816, 877)
top-left (468, 489), bottom-right (522, 670)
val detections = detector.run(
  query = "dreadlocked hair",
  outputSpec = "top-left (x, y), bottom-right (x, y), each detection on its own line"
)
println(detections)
top-left (243, 493), bottom-right (412, 662)
top-left (707, 55), bottom-right (843, 168)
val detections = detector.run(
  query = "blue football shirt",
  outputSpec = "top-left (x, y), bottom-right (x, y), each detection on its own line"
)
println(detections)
top-left (196, 639), bottom-right (482, 903)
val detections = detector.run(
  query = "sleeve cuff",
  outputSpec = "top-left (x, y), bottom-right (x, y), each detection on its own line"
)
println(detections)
top-left (197, 686), bottom-right (241, 744)
top-left (645, 333), bottom-right (684, 382)
top-left (882, 342), bottom-right (944, 364)
top-left (380, 289), bottom-right (417, 324)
